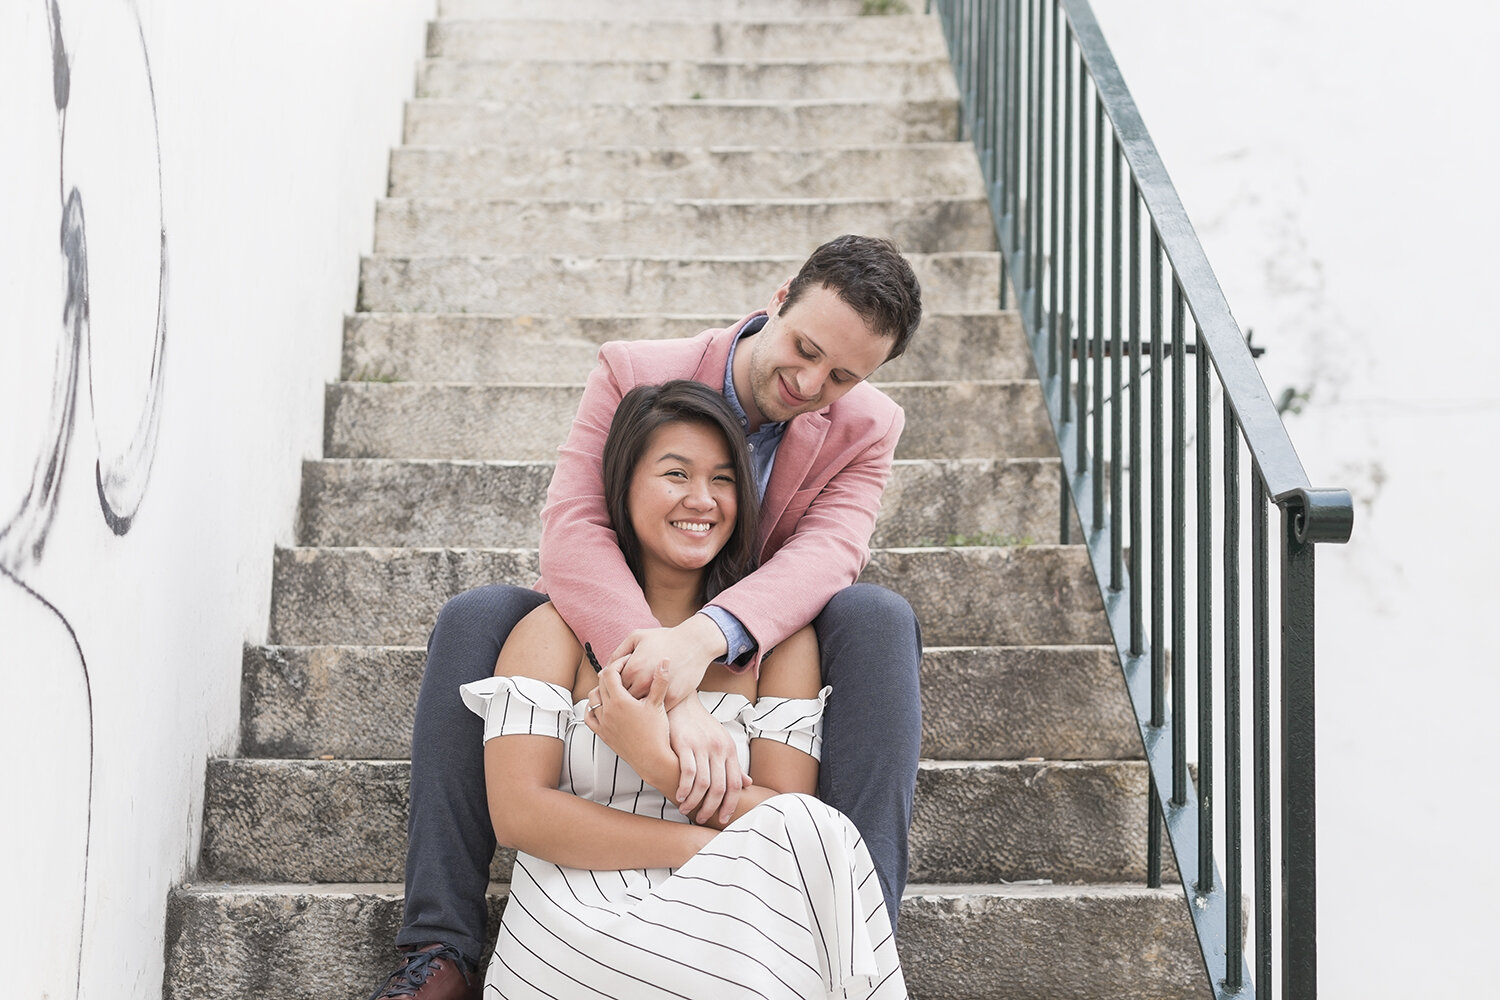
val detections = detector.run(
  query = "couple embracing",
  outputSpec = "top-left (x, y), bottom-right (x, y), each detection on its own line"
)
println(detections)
top-left (370, 235), bottom-right (924, 1000)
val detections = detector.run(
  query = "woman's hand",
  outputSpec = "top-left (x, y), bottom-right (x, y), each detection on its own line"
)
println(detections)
top-left (584, 661), bottom-right (677, 792)
top-left (667, 696), bottom-right (749, 826)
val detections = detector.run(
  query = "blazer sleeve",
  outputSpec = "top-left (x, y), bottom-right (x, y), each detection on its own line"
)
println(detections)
top-left (708, 398), bottom-right (903, 670)
top-left (537, 349), bottom-right (660, 655)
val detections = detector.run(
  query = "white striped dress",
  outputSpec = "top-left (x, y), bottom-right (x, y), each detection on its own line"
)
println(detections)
top-left (459, 676), bottom-right (907, 1000)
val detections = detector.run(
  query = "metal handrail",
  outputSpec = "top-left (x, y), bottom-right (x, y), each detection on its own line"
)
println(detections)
top-left (928, 1), bottom-right (1353, 998)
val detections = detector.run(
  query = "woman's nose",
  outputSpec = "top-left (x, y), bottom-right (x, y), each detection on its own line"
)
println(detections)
top-left (682, 483), bottom-right (715, 509)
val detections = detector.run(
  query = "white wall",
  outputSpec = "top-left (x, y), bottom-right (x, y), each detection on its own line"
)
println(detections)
top-left (1088, 1), bottom-right (1500, 997)
top-left (0, 1), bottom-right (434, 996)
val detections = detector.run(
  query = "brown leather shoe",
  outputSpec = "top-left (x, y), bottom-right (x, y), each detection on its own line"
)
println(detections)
top-left (366, 943), bottom-right (480, 1000)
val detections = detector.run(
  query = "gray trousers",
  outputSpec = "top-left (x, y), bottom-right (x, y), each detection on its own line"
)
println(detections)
top-left (396, 583), bottom-right (922, 965)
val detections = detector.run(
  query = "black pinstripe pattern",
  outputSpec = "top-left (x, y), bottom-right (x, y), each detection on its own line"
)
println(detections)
top-left (458, 677), bottom-right (907, 999)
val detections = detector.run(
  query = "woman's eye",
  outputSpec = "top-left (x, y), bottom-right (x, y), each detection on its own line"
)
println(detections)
top-left (714, 474), bottom-right (736, 484)
top-left (665, 470), bottom-right (687, 480)
top-left (830, 371), bottom-right (849, 385)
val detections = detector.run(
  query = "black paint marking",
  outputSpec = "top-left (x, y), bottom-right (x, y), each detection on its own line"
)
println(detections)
top-left (48, 0), bottom-right (68, 112)
top-left (0, 564), bottom-right (93, 1000)
top-left (0, 186), bottom-right (87, 571)
top-left (88, 7), bottom-right (169, 535)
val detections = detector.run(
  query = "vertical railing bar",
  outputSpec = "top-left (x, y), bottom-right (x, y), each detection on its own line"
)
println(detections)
top-left (1009, 0), bottom-right (1023, 255)
top-left (1149, 225), bottom-right (1164, 728)
top-left (1195, 321), bottom-right (1213, 893)
top-left (1091, 91), bottom-right (1105, 533)
top-left (1128, 178), bottom-right (1142, 655)
top-left (1059, 28), bottom-right (1074, 427)
top-left (1281, 505), bottom-right (1317, 1000)
top-left (1046, 0), bottom-right (1060, 379)
top-left (1224, 398), bottom-right (1244, 991)
top-left (1074, 71), bottom-right (1090, 480)
top-left (987, 0), bottom-right (1001, 195)
top-left (1170, 278), bottom-right (1186, 807)
top-left (1109, 140), bottom-right (1123, 591)
top-left (1253, 469), bottom-right (1272, 1000)
top-left (995, 0), bottom-right (1011, 308)
top-left (1028, 0), bottom-right (1043, 329)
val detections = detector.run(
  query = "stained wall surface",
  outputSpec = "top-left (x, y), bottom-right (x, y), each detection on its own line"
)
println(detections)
top-left (0, 2), bottom-right (433, 996)
top-left (1091, 2), bottom-right (1500, 997)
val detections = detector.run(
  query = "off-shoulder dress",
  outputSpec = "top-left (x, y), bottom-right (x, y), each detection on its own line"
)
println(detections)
top-left (459, 675), bottom-right (907, 1000)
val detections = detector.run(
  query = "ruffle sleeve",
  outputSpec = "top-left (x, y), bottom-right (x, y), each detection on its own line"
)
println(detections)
top-left (740, 686), bottom-right (831, 761)
top-left (459, 675), bottom-right (575, 744)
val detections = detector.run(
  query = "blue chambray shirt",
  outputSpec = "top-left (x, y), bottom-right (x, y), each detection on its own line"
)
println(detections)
top-left (700, 315), bottom-right (786, 666)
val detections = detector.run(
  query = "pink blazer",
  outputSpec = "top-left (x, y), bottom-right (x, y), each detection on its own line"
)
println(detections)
top-left (536, 313), bottom-right (904, 672)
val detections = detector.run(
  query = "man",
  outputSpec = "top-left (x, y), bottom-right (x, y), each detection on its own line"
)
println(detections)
top-left (368, 235), bottom-right (924, 1000)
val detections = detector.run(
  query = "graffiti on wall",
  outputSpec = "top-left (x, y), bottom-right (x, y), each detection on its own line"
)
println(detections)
top-left (1, 1), bottom-right (167, 995)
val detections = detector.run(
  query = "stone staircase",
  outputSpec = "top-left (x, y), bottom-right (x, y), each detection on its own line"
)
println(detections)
top-left (163, 1), bottom-right (1206, 997)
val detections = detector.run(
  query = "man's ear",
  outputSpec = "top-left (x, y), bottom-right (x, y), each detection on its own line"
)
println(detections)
top-left (765, 278), bottom-right (792, 315)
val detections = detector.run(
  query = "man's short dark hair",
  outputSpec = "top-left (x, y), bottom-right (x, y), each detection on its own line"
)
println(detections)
top-left (782, 234), bottom-right (923, 362)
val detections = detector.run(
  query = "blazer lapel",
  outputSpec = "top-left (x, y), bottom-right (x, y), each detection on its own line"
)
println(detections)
top-left (759, 409), bottom-right (829, 552)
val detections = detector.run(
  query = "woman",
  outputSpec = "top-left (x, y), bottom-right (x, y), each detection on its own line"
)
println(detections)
top-left (459, 380), bottom-right (906, 999)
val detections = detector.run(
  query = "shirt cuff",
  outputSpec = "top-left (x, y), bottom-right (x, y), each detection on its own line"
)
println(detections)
top-left (698, 606), bottom-right (757, 668)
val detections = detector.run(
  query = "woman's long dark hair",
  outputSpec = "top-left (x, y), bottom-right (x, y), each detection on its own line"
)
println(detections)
top-left (602, 380), bottom-right (759, 603)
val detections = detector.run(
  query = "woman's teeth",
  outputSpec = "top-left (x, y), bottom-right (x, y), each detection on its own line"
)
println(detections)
top-left (671, 521), bottom-right (712, 533)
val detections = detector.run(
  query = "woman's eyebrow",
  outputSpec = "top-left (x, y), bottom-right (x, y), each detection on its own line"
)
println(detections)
top-left (652, 452), bottom-right (735, 471)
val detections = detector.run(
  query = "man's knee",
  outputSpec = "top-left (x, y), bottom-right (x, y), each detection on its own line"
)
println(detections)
top-left (820, 583), bottom-right (917, 632)
top-left (815, 583), bottom-right (922, 686)
top-left (430, 585), bottom-right (546, 651)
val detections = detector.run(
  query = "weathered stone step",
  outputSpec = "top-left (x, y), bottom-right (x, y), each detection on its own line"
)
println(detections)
top-left (356, 252), bottom-right (1000, 314)
top-left (372, 197), bottom-right (995, 256)
top-left (241, 643), bottom-right (1137, 762)
top-left (164, 882), bottom-right (1204, 1000)
top-left (296, 458), bottom-right (1061, 549)
top-left (417, 57), bottom-right (956, 103)
top-left (198, 758), bottom-right (1157, 885)
top-left (428, 18), bottom-right (945, 62)
top-left (267, 545), bottom-right (1109, 648)
top-left (438, 0), bottom-right (868, 18)
top-left (342, 311), bottom-right (1029, 383)
top-left (386, 144), bottom-right (985, 200)
top-left (324, 380), bottom-right (1052, 462)
top-left (403, 97), bottom-right (957, 147)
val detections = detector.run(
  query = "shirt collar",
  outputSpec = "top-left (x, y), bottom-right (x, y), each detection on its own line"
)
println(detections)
top-left (722, 315), bottom-right (787, 435)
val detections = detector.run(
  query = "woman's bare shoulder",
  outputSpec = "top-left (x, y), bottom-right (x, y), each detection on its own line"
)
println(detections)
top-left (495, 601), bottom-right (585, 689)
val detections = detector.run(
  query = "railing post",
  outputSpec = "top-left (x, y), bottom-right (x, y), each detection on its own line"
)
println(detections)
top-left (1280, 503), bottom-right (1317, 1000)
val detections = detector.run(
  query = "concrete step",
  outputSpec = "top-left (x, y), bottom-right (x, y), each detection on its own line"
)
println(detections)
top-left (163, 881), bottom-right (1204, 1000)
top-left (296, 457), bottom-right (1062, 549)
top-left (416, 57), bottom-right (957, 103)
top-left (266, 544), bottom-right (1109, 648)
top-left (197, 757), bottom-right (1160, 885)
top-left (386, 144), bottom-right (985, 200)
top-left (437, 0), bottom-right (869, 17)
top-left (241, 643), bottom-right (1138, 762)
top-left (323, 380), bottom-right (1053, 462)
top-left (372, 197), bottom-right (995, 256)
top-left (427, 17), bottom-right (945, 62)
top-left (355, 252), bottom-right (1000, 314)
top-left (341, 311), bottom-right (1031, 384)
top-left (402, 97), bottom-right (957, 147)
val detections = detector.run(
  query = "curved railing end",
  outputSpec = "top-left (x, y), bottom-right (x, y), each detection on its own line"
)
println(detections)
top-left (1276, 487), bottom-right (1355, 545)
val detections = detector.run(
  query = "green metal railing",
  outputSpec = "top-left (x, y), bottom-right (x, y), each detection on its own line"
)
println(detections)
top-left (928, 1), bottom-right (1354, 997)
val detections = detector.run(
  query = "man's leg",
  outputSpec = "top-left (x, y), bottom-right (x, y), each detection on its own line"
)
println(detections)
top-left (396, 584), bottom-right (549, 963)
top-left (813, 583), bottom-right (922, 932)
